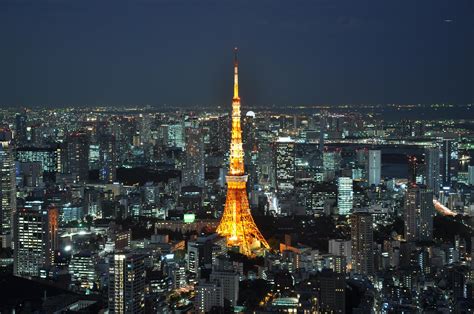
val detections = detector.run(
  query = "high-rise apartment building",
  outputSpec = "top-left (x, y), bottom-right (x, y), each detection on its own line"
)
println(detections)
top-left (182, 121), bottom-right (205, 187)
top-left (425, 147), bottom-right (441, 195)
top-left (351, 211), bottom-right (374, 276)
top-left (404, 185), bottom-right (434, 242)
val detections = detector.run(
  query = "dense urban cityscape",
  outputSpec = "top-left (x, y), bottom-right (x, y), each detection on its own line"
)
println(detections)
top-left (1, 0), bottom-right (473, 313)
top-left (0, 50), bottom-right (472, 313)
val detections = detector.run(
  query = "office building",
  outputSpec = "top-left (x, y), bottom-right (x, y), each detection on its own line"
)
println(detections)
top-left (195, 281), bottom-right (224, 313)
top-left (274, 137), bottom-right (296, 194)
top-left (441, 139), bottom-right (458, 187)
top-left (337, 177), bottom-right (353, 215)
top-left (367, 150), bottom-right (381, 186)
top-left (14, 208), bottom-right (56, 277)
top-left (69, 251), bottom-right (97, 291)
top-left (0, 128), bottom-right (16, 242)
top-left (65, 132), bottom-right (90, 183)
top-left (15, 111), bottom-right (28, 146)
top-left (108, 253), bottom-right (145, 314)
top-left (16, 146), bottom-right (61, 173)
top-left (98, 134), bottom-right (117, 183)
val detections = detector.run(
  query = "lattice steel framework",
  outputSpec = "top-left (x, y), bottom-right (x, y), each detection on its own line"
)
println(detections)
top-left (216, 48), bottom-right (269, 256)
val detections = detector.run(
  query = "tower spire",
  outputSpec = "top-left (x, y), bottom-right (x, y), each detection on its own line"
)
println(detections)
top-left (216, 49), bottom-right (269, 257)
top-left (233, 47), bottom-right (239, 100)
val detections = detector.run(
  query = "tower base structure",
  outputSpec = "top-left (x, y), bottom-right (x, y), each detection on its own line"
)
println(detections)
top-left (216, 175), bottom-right (269, 257)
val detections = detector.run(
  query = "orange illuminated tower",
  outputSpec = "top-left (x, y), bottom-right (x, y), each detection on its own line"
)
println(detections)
top-left (216, 48), bottom-right (269, 256)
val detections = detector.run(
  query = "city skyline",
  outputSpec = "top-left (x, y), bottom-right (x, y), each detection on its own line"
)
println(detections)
top-left (0, 1), bottom-right (473, 313)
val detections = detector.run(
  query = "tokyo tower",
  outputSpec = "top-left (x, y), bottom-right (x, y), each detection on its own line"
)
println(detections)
top-left (216, 48), bottom-right (270, 256)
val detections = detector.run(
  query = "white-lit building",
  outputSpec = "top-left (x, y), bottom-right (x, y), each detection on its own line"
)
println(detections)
top-left (69, 252), bottom-right (97, 291)
top-left (14, 209), bottom-right (54, 277)
top-left (337, 177), bottom-right (353, 215)
top-left (0, 129), bottom-right (16, 241)
top-left (274, 137), bottom-right (295, 194)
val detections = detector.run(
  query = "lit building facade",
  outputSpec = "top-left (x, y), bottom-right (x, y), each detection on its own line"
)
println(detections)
top-left (13, 208), bottom-right (55, 277)
top-left (108, 253), bottom-right (145, 314)
top-left (337, 177), bottom-right (353, 215)
top-left (0, 128), bottom-right (16, 241)
top-left (274, 137), bottom-right (296, 194)
top-left (425, 146), bottom-right (441, 195)
top-left (404, 185), bottom-right (434, 242)
top-left (441, 139), bottom-right (458, 187)
top-left (351, 211), bottom-right (374, 276)
top-left (183, 121), bottom-right (205, 187)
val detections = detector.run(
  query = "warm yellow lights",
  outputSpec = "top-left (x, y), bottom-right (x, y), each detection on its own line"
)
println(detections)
top-left (216, 49), bottom-right (269, 257)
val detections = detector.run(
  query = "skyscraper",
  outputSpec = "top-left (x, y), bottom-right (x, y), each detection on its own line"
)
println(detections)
top-left (216, 48), bottom-right (269, 256)
top-left (337, 177), bottom-right (353, 215)
top-left (408, 155), bottom-right (418, 185)
top-left (14, 208), bottom-right (56, 277)
top-left (183, 120), bottom-right (205, 187)
top-left (425, 147), bottom-right (441, 195)
top-left (404, 185), bottom-right (434, 242)
top-left (274, 137), bottom-right (296, 195)
top-left (418, 188), bottom-right (434, 242)
top-left (15, 111), bottom-right (28, 146)
top-left (367, 150), bottom-right (381, 186)
top-left (404, 185), bottom-right (418, 242)
top-left (98, 134), bottom-right (117, 183)
top-left (0, 128), bottom-right (16, 245)
top-left (351, 211), bottom-right (374, 276)
top-left (108, 253), bottom-right (146, 314)
top-left (65, 132), bottom-right (90, 183)
top-left (441, 139), bottom-right (458, 187)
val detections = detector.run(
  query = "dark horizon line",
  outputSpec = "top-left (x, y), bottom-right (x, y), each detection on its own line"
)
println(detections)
top-left (0, 102), bottom-right (472, 110)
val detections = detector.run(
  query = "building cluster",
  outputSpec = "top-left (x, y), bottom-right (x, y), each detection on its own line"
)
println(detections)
top-left (0, 103), bottom-right (472, 313)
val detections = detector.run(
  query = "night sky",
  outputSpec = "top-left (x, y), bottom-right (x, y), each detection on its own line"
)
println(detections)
top-left (1, 0), bottom-right (473, 107)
